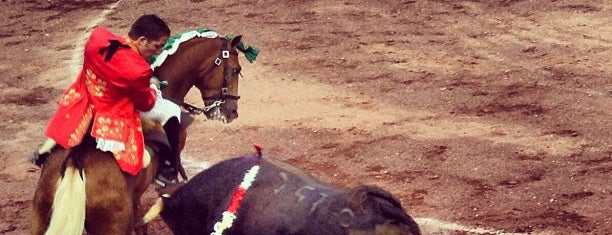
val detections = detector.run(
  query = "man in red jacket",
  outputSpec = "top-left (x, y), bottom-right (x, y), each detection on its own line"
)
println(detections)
top-left (32, 14), bottom-right (180, 184)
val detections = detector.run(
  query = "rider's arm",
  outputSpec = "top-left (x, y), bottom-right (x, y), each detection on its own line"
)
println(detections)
top-left (128, 70), bottom-right (157, 112)
top-left (103, 41), bottom-right (157, 112)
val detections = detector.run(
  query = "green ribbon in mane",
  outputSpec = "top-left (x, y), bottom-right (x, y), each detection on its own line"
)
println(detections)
top-left (225, 34), bottom-right (259, 63)
top-left (162, 28), bottom-right (213, 51)
top-left (149, 28), bottom-right (259, 66)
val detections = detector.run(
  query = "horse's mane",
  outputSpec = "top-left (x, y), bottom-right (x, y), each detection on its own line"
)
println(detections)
top-left (171, 37), bottom-right (217, 54)
top-left (154, 36), bottom-right (222, 71)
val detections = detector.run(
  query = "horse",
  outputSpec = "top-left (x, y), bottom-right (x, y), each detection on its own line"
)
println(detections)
top-left (30, 32), bottom-right (247, 235)
top-left (140, 150), bottom-right (422, 235)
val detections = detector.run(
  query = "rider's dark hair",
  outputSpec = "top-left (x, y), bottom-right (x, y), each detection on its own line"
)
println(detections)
top-left (128, 14), bottom-right (171, 41)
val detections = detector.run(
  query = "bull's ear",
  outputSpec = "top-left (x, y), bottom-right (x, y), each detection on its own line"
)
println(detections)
top-left (230, 35), bottom-right (243, 48)
top-left (348, 186), bottom-right (422, 235)
top-left (348, 186), bottom-right (406, 218)
top-left (348, 186), bottom-right (402, 210)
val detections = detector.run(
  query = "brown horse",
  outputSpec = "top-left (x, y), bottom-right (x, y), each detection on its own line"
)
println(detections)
top-left (31, 33), bottom-right (245, 235)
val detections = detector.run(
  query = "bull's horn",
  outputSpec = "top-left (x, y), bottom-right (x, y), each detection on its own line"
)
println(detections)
top-left (138, 197), bottom-right (164, 226)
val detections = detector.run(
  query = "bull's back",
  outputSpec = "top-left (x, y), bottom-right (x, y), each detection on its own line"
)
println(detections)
top-left (162, 155), bottom-right (346, 234)
top-left (161, 155), bottom-right (421, 235)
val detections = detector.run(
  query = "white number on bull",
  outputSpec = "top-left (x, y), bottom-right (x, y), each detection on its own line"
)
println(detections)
top-left (274, 171), bottom-right (330, 215)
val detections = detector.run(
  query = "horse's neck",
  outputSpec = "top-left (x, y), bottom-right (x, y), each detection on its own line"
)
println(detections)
top-left (157, 38), bottom-right (221, 103)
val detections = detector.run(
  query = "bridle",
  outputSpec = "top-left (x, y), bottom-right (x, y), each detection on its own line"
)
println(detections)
top-left (181, 37), bottom-right (240, 116)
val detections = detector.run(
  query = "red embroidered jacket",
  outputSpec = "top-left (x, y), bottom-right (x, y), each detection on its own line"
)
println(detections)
top-left (45, 27), bottom-right (156, 175)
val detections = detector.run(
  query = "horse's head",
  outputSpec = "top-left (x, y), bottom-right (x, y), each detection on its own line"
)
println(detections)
top-left (154, 32), bottom-right (247, 124)
top-left (194, 35), bottom-right (243, 123)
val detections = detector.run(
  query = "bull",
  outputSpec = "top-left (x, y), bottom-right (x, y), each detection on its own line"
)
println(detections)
top-left (141, 153), bottom-right (422, 235)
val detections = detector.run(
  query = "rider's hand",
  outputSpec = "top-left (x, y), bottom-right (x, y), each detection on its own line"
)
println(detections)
top-left (150, 76), bottom-right (161, 89)
top-left (150, 83), bottom-right (162, 98)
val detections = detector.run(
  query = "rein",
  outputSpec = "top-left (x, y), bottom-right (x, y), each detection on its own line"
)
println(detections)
top-left (181, 101), bottom-right (224, 115)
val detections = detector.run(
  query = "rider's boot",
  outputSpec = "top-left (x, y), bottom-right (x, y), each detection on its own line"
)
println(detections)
top-left (156, 117), bottom-right (181, 186)
top-left (30, 138), bottom-right (57, 167)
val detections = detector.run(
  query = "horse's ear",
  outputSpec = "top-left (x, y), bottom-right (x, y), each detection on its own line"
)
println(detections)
top-left (230, 35), bottom-right (243, 48)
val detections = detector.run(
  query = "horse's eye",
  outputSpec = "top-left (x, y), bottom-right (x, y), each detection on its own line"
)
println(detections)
top-left (233, 68), bottom-right (241, 75)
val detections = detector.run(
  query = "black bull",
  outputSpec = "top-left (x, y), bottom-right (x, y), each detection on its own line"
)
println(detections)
top-left (143, 155), bottom-right (422, 235)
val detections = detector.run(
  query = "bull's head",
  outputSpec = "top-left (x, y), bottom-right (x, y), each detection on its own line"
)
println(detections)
top-left (341, 186), bottom-right (422, 235)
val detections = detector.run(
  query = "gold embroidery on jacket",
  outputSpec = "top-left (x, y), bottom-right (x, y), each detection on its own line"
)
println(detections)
top-left (84, 68), bottom-right (107, 97)
top-left (114, 127), bottom-right (139, 166)
top-left (58, 88), bottom-right (81, 107)
top-left (68, 104), bottom-right (93, 147)
top-left (94, 117), bottom-right (125, 140)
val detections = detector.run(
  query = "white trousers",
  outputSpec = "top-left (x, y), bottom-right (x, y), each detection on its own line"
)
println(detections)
top-left (140, 96), bottom-right (181, 125)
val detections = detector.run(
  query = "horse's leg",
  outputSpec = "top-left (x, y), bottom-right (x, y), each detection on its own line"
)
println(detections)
top-left (179, 126), bottom-right (187, 153)
top-left (178, 127), bottom-right (188, 181)
top-left (85, 200), bottom-right (134, 235)
top-left (133, 200), bottom-right (148, 235)
top-left (30, 188), bottom-right (50, 235)
top-left (30, 149), bottom-right (68, 235)
top-left (130, 156), bottom-right (158, 235)
top-left (82, 152), bottom-right (134, 235)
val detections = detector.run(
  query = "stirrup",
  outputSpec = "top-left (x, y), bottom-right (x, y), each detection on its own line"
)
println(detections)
top-left (155, 173), bottom-right (178, 188)
top-left (155, 161), bottom-right (178, 188)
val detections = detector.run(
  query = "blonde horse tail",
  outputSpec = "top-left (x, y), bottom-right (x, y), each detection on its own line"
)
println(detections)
top-left (45, 166), bottom-right (86, 235)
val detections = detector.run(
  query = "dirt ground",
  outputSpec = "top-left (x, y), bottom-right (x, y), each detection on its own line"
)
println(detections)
top-left (1, 0), bottom-right (611, 234)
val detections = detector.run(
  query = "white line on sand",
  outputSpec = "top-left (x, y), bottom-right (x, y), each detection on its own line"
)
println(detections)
top-left (180, 157), bottom-right (210, 175)
top-left (415, 218), bottom-right (540, 235)
top-left (69, 1), bottom-right (122, 76)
